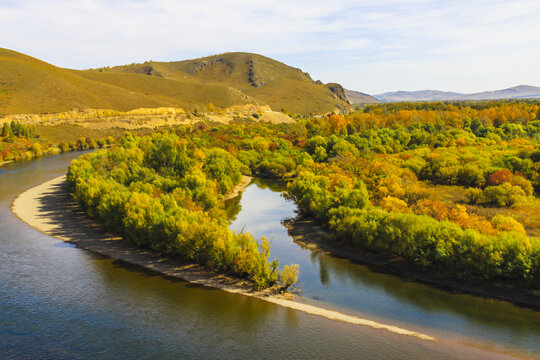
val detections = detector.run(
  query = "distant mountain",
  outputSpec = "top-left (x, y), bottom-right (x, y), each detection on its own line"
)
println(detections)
top-left (0, 48), bottom-right (349, 115)
top-left (344, 89), bottom-right (378, 104)
top-left (375, 85), bottom-right (540, 102)
top-left (461, 85), bottom-right (540, 100)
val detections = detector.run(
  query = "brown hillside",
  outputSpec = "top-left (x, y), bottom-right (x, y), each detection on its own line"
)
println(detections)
top-left (0, 48), bottom-right (349, 115)
top-left (0, 48), bottom-right (254, 114)
top-left (98, 52), bottom-right (350, 114)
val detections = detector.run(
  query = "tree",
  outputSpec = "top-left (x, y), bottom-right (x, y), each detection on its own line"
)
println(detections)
top-left (487, 169), bottom-right (513, 186)
top-left (483, 183), bottom-right (525, 207)
top-left (1, 122), bottom-right (14, 141)
top-left (280, 264), bottom-right (299, 290)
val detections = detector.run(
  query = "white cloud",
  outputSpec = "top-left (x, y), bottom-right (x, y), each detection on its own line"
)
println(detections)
top-left (1, 0), bottom-right (539, 93)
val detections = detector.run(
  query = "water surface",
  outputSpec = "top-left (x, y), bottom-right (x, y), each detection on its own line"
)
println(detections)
top-left (227, 178), bottom-right (540, 356)
top-left (0, 155), bottom-right (536, 359)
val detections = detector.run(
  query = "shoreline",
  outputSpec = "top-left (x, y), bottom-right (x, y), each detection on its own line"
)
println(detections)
top-left (11, 175), bottom-right (437, 342)
top-left (224, 175), bottom-right (252, 201)
top-left (284, 217), bottom-right (540, 309)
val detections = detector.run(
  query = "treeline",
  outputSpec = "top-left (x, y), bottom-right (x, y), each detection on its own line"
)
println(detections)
top-left (67, 131), bottom-right (298, 290)
top-left (288, 169), bottom-right (540, 288)
top-left (0, 121), bottom-right (45, 162)
top-left (64, 99), bottom-right (540, 291)
top-left (2, 121), bottom-right (32, 139)
top-left (0, 121), bottom-right (115, 164)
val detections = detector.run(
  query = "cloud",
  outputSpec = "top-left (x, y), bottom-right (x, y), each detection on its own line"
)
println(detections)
top-left (1, 0), bottom-right (539, 93)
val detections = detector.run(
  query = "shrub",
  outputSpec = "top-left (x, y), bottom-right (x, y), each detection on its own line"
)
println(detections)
top-left (487, 169), bottom-right (513, 186)
top-left (483, 183), bottom-right (525, 207)
top-left (465, 188), bottom-right (484, 204)
top-left (30, 142), bottom-right (42, 156)
top-left (491, 215), bottom-right (526, 234)
top-left (380, 196), bottom-right (408, 213)
top-left (280, 264), bottom-right (299, 290)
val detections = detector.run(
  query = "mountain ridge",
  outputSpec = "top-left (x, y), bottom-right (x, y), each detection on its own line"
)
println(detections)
top-left (374, 85), bottom-right (540, 102)
top-left (344, 89), bottom-right (378, 104)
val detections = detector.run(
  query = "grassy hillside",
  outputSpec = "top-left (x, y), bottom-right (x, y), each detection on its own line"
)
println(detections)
top-left (0, 48), bottom-right (349, 115)
top-left (0, 48), bottom-right (164, 114)
top-left (98, 52), bottom-right (350, 114)
top-left (0, 48), bottom-right (255, 115)
top-left (75, 70), bottom-right (258, 110)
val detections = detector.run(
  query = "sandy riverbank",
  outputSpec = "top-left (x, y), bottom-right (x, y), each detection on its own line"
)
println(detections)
top-left (11, 175), bottom-right (437, 342)
top-left (224, 175), bottom-right (252, 201)
top-left (284, 218), bottom-right (540, 308)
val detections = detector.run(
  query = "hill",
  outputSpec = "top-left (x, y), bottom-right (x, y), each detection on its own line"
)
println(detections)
top-left (461, 85), bottom-right (540, 100)
top-left (344, 89), bottom-right (378, 104)
top-left (0, 49), bottom-right (350, 115)
top-left (0, 48), bottom-right (258, 115)
top-left (375, 85), bottom-right (540, 102)
top-left (97, 52), bottom-right (350, 114)
top-left (374, 90), bottom-right (464, 102)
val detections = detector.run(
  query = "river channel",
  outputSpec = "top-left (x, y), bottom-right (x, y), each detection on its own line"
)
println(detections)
top-left (0, 153), bottom-right (538, 359)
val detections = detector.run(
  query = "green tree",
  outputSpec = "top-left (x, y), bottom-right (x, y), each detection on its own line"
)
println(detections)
top-left (280, 264), bottom-right (299, 290)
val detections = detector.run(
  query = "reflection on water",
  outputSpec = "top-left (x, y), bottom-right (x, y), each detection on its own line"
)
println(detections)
top-left (226, 178), bottom-right (540, 354)
top-left (2, 154), bottom-right (506, 359)
top-left (0, 155), bottom-right (537, 359)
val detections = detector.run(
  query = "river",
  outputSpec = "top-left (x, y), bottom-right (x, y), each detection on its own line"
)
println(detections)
top-left (0, 154), bottom-right (538, 359)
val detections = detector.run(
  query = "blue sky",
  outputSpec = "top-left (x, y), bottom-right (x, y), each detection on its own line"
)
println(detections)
top-left (1, 0), bottom-right (539, 94)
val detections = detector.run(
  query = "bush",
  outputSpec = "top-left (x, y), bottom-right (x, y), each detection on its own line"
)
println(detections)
top-left (491, 215), bottom-right (526, 234)
top-left (483, 183), bottom-right (525, 207)
top-left (280, 264), bottom-right (299, 290)
top-left (30, 142), bottom-right (42, 156)
top-left (465, 188), bottom-right (484, 204)
top-left (380, 196), bottom-right (408, 213)
top-left (327, 206), bottom-right (540, 288)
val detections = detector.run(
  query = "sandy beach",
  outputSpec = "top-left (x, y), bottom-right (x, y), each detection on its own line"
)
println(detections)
top-left (11, 175), bottom-right (437, 342)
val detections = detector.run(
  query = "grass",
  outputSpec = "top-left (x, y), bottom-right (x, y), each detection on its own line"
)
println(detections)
top-left (0, 48), bottom-right (251, 115)
top-left (0, 48), bottom-right (349, 115)
top-left (33, 124), bottom-right (152, 143)
top-left (96, 52), bottom-right (350, 114)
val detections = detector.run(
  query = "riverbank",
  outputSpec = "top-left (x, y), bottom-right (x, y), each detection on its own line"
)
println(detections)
top-left (284, 217), bottom-right (540, 309)
top-left (11, 175), bottom-right (437, 342)
top-left (224, 175), bottom-right (252, 201)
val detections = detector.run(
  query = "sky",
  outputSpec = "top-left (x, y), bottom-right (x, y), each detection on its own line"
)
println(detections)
top-left (1, 0), bottom-right (539, 94)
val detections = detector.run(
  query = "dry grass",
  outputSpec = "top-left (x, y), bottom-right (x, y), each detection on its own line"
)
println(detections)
top-left (1, 104), bottom-right (294, 144)
top-left (95, 52), bottom-right (350, 114)
top-left (1, 48), bottom-right (349, 116)
top-left (0, 48), bottom-right (253, 115)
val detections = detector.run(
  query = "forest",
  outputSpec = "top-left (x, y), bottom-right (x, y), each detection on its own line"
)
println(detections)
top-left (0, 120), bottom-right (115, 163)
top-left (64, 100), bottom-right (540, 291)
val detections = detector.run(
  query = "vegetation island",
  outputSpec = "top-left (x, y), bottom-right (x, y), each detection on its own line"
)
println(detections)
top-left (2, 47), bottom-right (540, 297)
